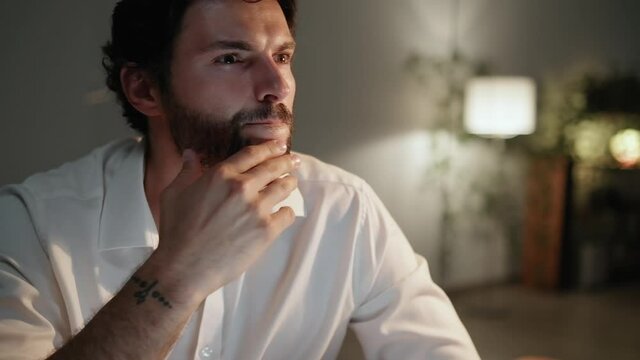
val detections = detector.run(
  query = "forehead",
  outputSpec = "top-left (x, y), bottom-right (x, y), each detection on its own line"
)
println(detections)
top-left (178, 0), bottom-right (293, 48)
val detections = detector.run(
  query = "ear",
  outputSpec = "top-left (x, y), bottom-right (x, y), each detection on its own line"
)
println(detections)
top-left (120, 64), bottom-right (164, 118)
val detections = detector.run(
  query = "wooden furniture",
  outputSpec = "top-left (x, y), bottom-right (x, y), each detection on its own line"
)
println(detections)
top-left (522, 156), bottom-right (571, 289)
top-left (523, 157), bottom-right (640, 290)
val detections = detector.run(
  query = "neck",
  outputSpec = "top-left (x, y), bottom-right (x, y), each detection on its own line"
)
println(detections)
top-left (143, 126), bottom-right (183, 229)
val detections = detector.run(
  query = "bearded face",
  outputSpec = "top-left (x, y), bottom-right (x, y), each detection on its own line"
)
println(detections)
top-left (165, 93), bottom-right (294, 166)
top-left (156, 0), bottom-right (296, 166)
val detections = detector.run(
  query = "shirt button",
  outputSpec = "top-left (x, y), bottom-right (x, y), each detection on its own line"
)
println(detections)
top-left (200, 346), bottom-right (214, 358)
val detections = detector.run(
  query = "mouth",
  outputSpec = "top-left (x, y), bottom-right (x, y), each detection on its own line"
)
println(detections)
top-left (240, 118), bottom-right (290, 142)
top-left (242, 118), bottom-right (285, 126)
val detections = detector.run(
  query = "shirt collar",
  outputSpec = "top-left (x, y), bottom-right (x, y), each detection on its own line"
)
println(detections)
top-left (98, 139), bottom-right (305, 251)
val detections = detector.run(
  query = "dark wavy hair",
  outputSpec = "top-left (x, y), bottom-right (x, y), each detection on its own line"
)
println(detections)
top-left (102, 0), bottom-right (297, 135)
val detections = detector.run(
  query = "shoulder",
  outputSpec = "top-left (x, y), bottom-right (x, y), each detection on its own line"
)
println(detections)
top-left (291, 153), bottom-right (382, 221)
top-left (0, 138), bottom-right (142, 239)
top-left (17, 137), bottom-right (141, 202)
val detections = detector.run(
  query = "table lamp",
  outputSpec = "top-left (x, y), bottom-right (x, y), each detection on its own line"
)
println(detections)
top-left (464, 76), bottom-right (536, 138)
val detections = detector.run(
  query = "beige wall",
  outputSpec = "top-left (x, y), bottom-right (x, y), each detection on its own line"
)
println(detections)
top-left (292, 0), bottom-right (640, 287)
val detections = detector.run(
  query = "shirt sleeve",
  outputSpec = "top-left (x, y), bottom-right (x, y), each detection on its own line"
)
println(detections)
top-left (349, 183), bottom-right (479, 360)
top-left (0, 186), bottom-right (70, 359)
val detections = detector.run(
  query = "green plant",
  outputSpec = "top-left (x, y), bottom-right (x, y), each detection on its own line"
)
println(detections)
top-left (527, 68), bottom-right (640, 168)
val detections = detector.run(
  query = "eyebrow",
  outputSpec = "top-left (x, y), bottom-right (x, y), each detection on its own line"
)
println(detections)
top-left (202, 39), bottom-right (296, 53)
top-left (276, 41), bottom-right (297, 52)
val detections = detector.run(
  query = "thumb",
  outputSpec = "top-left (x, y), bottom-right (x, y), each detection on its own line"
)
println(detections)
top-left (169, 149), bottom-right (201, 190)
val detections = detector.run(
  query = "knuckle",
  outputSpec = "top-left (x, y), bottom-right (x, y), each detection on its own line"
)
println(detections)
top-left (212, 164), bottom-right (232, 179)
top-left (228, 177), bottom-right (251, 197)
top-left (247, 199), bottom-right (262, 213)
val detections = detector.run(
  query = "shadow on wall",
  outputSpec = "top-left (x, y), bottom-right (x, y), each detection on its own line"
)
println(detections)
top-left (0, 0), bottom-right (129, 186)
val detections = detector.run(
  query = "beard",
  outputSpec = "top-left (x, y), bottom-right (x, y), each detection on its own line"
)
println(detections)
top-left (165, 95), bottom-right (294, 167)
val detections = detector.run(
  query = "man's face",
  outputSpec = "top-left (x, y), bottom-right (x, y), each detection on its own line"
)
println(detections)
top-left (164, 0), bottom-right (296, 164)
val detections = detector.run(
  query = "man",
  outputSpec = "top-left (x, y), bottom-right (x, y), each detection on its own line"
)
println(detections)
top-left (0, 0), bottom-right (479, 359)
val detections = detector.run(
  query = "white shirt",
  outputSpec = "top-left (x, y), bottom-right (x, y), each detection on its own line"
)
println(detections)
top-left (0, 138), bottom-right (478, 360)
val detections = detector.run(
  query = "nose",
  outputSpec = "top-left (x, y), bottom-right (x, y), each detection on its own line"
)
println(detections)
top-left (253, 57), bottom-right (291, 103)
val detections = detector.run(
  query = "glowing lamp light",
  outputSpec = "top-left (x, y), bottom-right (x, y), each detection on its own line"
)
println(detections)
top-left (609, 128), bottom-right (640, 168)
top-left (464, 77), bottom-right (536, 138)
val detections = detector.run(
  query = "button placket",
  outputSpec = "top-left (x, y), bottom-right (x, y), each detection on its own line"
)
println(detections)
top-left (195, 290), bottom-right (224, 359)
top-left (199, 345), bottom-right (215, 358)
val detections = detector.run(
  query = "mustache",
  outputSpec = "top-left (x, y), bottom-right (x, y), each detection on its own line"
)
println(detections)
top-left (232, 103), bottom-right (293, 126)
top-left (167, 100), bottom-right (294, 167)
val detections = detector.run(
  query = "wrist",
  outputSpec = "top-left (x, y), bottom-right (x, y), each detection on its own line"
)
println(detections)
top-left (135, 251), bottom-right (213, 309)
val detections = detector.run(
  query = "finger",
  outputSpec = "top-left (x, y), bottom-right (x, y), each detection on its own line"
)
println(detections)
top-left (269, 206), bottom-right (296, 236)
top-left (167, 149), bottom-right (203, 192)
top-left (244, 154), bottom-right (300, 191)
top-left (258, 175), bottom-right (298, 211)
top-left (224, 140), bottom-right (288, 173)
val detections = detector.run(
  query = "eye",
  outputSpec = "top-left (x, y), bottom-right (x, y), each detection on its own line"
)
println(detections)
top-left (274, 53), bottom-right (292, 64)
top-left (214, 54), bottom-right (241, 65)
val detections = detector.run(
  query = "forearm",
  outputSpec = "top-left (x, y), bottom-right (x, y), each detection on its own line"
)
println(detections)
top-left (47, 255), bottom-right (204, 360)
top-left (46, 144), bottom-right (297, 359)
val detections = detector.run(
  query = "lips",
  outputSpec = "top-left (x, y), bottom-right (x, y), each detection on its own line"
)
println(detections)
top-left (242, 118), bottom-right (284, 126)
top-left (240, 119), bottom-right (290, 142)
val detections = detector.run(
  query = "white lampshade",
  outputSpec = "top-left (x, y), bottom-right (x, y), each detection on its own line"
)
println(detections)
top-left (464, 76), bottom-right (536, 138)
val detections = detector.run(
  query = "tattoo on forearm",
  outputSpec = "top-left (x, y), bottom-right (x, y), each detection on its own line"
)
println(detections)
top-left (131, 276), bottom-right (173, 309)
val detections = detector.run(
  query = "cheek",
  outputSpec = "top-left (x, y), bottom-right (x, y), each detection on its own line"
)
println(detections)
top-left (286, 73), bottom-right (296, 107)
top-left (172, 66), bottom-right (247, 113)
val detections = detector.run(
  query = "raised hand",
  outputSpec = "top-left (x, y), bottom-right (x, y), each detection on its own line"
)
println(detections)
top-left (148, 140), bottom-right (300, 305)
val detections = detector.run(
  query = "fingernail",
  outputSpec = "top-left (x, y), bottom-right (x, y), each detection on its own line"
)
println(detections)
top-left (276, 141), bottom-right (288, 153)
top-left (291, 154), bottom-right (301, 168)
